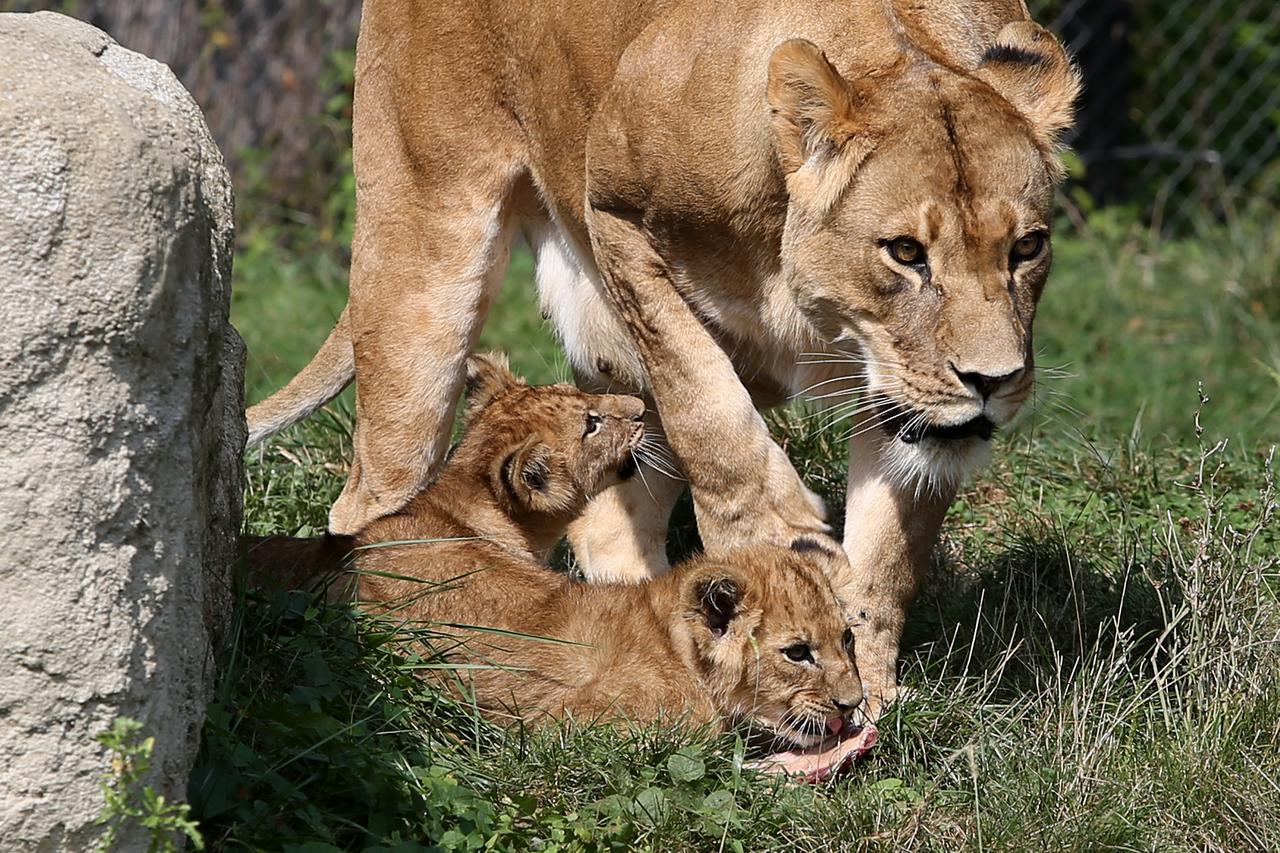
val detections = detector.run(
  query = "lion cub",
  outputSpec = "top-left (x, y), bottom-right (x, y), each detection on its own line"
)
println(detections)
top-left (244, 352), bottom-right (646, 584)
top-left (248, 355), bottom-right (866, 761)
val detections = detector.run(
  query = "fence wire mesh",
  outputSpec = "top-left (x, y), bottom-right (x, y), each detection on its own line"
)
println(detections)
top-left (5, 1), bottom-right (1278, 228)
top-left (1030, 0), bottom-right (1280, 227)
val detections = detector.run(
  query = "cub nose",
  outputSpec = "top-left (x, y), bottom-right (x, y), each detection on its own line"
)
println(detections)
top-left (832, 695), bottom-right (861, 714)
top-left (951, 363), bottom-right (1023, 400)
top-left (611, 395), bottom-right (646, 421)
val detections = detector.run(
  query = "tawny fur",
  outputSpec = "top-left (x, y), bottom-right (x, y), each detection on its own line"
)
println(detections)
top-left (244, 353), bottom-right (648, 582)
top-left (245, 0), bottom-right (1080, 712)
top-left (247, 359), bottom-right (861, 741)
top-left (373, 541), bottom-right (864, 743)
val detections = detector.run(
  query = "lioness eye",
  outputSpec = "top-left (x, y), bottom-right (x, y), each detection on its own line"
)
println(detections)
top-left (1011, 232), bottom-right (1045, 263)
top-left (783, 643), bottom-right (814, 664)
top-left (886, 237), bottom-right (926, 267)
top-left (842, 628), bottom-right (854, 651)
top-left (584, 412), bottom-right (603, 438)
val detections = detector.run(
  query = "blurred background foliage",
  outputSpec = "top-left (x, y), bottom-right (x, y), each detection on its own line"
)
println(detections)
top-left (1030, 0), bottom-right (1280, 223)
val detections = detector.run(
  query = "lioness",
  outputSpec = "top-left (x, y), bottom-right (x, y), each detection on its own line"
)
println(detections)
top-left (247, 0), bottom-right (1080, 709)
top-left (249, 356), bottom-right (873, 778)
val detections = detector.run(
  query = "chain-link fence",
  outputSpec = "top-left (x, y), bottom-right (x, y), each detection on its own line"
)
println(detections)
top-left (1031, 0), bottom-right (1280, 228)
top-left (5, 1), bottom-right (1278, 229)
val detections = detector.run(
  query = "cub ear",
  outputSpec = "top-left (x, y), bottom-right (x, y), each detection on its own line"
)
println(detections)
top-left (789, 536), bottom-right (849, 575)
top-left (497, 439), bottom-right (579, 515)
top-left (767, 39), bottom-right (879, 180)
top-left (974, 21), bottom-right (1081, 169)
top-left (465, 351), bottom-right (522, 413)
top-left (789, 536), bottom-right (852, 611)
top-left (497, 439), bottom-right (552, 506)
top-left (695, 576), bottom-right (741, 638)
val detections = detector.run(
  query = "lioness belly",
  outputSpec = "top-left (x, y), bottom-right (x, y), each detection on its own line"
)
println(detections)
top-left (527, 214), bottom-right (859, 412)
top-left (524, 215), bottom-right (646, 390)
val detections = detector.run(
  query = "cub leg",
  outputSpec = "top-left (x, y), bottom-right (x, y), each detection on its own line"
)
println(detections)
top-left (840, 422), bottom-right (954, 717)
top-left (567, 409), bottom-right (685, 582)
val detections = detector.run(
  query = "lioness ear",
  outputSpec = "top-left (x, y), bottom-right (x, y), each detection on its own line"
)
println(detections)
top-left (975, 22), bottom-right (1081, 171)
top-left (767, 39), bottom-right (878, 180)
top-left (465, 351), bottom-right (522, 413)
top-left (696, 576), bottom-right (741, 638)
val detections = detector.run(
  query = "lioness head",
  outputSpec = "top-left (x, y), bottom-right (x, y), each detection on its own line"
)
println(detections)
top-left (673, 539), bottom-right (862, 748)
top-left (462, 353), bottom-right (647, 517)
top-left (769, 22), bottom-right (1081, 490)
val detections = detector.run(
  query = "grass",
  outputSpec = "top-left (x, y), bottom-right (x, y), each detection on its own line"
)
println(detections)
top-left (204, 203), bottom-right (1280, 850)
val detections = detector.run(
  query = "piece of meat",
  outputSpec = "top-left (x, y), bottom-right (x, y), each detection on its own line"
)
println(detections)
top-left (746, 722), bottom-right (879, 784)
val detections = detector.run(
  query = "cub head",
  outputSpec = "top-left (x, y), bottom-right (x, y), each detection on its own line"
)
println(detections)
top-left (673, 540), bottom-right (862, 748)
top-left (768, 22), bottom-right (1081, 490)
top-left (461, 353), bottom-right (646, 518)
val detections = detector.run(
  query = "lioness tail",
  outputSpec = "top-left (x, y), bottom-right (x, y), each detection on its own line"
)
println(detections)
top-left (246, 306), bottom-right (354, 446)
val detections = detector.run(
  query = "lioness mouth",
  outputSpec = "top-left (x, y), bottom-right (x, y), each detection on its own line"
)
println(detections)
top-left (880, 407), bottom-right (996, 444)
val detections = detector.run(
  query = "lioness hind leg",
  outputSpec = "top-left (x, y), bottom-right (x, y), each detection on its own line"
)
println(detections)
top-left (330, 184), bottom-right (522, 534)
top-left (327, 42), bottom-right (526, 533)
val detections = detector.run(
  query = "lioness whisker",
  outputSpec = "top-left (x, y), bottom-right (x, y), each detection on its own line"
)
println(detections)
top-left (809, 399), bottom-right (901, 432)
top-left (797, 350), bottom-right (907, 369)
top-left (838, 405), bottom-right (918, 442)
top-left (820, 396), bottom-right (912, 437)
top-left (796, 385), bottom-right (907, 426)
top-left (800, 389), bottom-right (864, 406)
top-left (807, 400), bottom-right (879, 432)
top-left (796, 375), bottom-right (900, 400)
top-left (789, 375), bottom-right (865, 399)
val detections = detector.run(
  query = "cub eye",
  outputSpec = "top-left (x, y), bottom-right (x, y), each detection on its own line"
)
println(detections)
top-left (842, 628), bottom-right (854, 651)
top-left (886, 237), bottom-right (926, 267)
top-left (1010, 232), bottom-right (1045, 264)
top-left (783, 643), bottom-right (814, 664)
top-left (584, 412), bottom-right (603, 438)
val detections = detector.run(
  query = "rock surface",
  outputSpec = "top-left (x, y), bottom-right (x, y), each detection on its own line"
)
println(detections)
top-left (0, 12), bottom-right (244, 850)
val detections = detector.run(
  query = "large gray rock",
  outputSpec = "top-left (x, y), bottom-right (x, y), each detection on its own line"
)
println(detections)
top-left (0, 12), bottom-right (244, 850)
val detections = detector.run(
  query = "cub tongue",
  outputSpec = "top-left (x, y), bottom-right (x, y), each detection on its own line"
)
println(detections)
top-left (746, 723), bottom-right (878, 784)
top-left (827, 715), bottom-right (845, 735)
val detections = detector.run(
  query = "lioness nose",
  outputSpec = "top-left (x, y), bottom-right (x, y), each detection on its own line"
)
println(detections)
top-left (951, 363), bottom-right (1022, 400)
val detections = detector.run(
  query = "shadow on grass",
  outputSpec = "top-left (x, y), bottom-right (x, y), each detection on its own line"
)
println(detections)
top-left (903, 534), bottom-right (1177, 703)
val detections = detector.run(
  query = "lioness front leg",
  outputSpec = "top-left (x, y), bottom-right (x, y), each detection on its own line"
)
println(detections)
top-left (584, 207), bottom-right (827, 554)
top-left (840, 425), bottom-right (954, 716)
